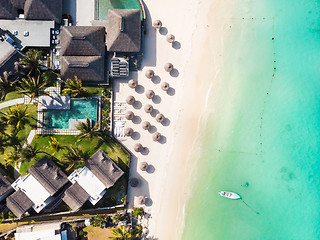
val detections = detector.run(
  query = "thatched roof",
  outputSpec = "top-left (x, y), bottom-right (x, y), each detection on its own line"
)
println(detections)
top-left (6, 190), bottom-right (33, 218)
top-left (156, 113), bottom-right (165, 123)
top-left (134, 143), bottom-right (143, 152)
top-left (60, 26), bottom-right (106, 56)
top-left (161, 82), bottom-right (170, 91)
top-left (144, 104), bottom-right (153, 113)
top-left (152, 20), bottom-right (162, 30)
top-left (145, 69), bottom-right (154, 79)
top-left (0, 173), bottom-right (13, 197)
top-left (145, 90), bottom-right (155, 99)
top-left (10, 0), bottom-right (26, 9)
top-left (29, 156), bottom-right (68, 196)
top-left (0, 1), bottom-right (16, 19)
top-left (62, 182), bottom-right (90, 212)
top-left (61, 56), bottom-right (105, 82)
top-left (125, 111), bottom-right (134, 120)
top-left (124, 127), bottom-right (133, 137)
top-left (164, 63), bottom-right (173, 72)
top-left (24, 0), bottom-right (62, 23)
top-left (126, 95), bottom-right (135, 105)
top-left (140, 161), bottom-right (148, 171)
top-left (141, 121), bottom-right (150, 130)
top-left (85, 149), bottom-right (124, 189)
top-left (128, 79), bottom-right (138, 88)
top-left (153, 132), bottom-right (161, 141)
top-left (166, 34), bottom-right (175, 43)
top-left (107, 9), bottom-right (141, 53)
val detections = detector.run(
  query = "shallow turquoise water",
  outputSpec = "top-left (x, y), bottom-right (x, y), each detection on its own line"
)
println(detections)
top-left (182, 1), bottom-right (320, 239)
top-left (44, 100), bottom-right (98, 129)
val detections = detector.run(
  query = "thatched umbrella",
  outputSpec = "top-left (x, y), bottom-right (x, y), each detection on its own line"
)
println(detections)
top-left (140, 161), bottom-right (149, 171)
top-left (128, 79), bottom-right (138, 89)
top-left (153, 132), bottom-right (161, 141)
top-left (145, 69), bottom-right (154, 79)
top-left (130, 178), bottom-right (139, 187)
top-left (144, 104), bottom-right (153, 113)
top-left (14, 61), bottom-right (19, 72)
top-left (164, 63), bottom-right (173, 72)
top-left (145, 90), bottom-right (155, 99)
top-left (152, 20), bottom-right (162, 30)
top-left (134, 143), bottom-right (143, 152)
top-left (142, 121), bottom-right (151, 130)
top-left (138, 196), bottom-right (146, 205)
top-left (124, 127), bottom-right (133, 137)
top-left (156, 113), bottom-right (165, 123)
top-left (166, 34), bottom-right (175, 43)
top-left (161, 82), bottom-right (170, 91)
top-left (125, 111), bottom-right (134, 120)
top-left (126, 95), bottom-right (135, 105)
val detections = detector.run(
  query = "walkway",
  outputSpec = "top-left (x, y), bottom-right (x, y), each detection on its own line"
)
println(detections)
top-left (0, 98), bottom-right (24, 110)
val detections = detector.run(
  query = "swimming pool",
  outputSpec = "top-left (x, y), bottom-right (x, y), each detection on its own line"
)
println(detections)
top-left (43, 99), bottom-right (99, 129)
top-left (96, 0), bottom-right (142, 20)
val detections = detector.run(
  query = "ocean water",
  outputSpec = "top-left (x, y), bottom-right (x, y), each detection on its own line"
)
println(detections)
top-left (182, 0), bottom-right (320, 239)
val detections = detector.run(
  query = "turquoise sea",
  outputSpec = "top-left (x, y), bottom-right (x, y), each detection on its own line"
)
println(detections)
top-left (182, 0), bottom-right (320, 239)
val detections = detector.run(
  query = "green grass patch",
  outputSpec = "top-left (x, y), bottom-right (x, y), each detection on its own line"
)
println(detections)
top-left (0, 91), bottom-right (24, 103)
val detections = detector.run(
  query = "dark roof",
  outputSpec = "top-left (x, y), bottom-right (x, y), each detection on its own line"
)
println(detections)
top-left (0, 1), bottom-right (17, 19)
top-left (62, 182), bottom-right (90, 212)
top-left (107, 9), bottom-right (141, 53)
top-left (24, 0), bottom-right (62, 23)
top-left (60, 56), bottom-right (105, 82)
top-left (0, 173), bottom-right (13, 197)
top-left (60, 26), bottom-right (106, 56)
top-left (10, 0), bottom-right (26, 9)
top-left (85, 149), bottom-right (124, 189)
top-left (0, 49), bottom-right (21, 77)
top-left (6, 190), bottom-right (33, 218)
top-left (29, 156), bottom-right (68, 196)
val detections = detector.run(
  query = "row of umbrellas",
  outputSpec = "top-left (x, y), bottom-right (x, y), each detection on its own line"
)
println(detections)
top-left (152, 19), bottom-right (176, 43)
top-left (125, 108), bottom-right (165, 122)
top-left (145, 63), bottom-right (174, 79)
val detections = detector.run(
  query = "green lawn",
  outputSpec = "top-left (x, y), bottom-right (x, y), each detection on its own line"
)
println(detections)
top-left (0, 104), bottom-right (37, 172)
top-left (0, 91), bottom-right (24, 103)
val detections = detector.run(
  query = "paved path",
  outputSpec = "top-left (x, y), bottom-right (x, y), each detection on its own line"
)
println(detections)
top-left (0, 98), bottom-right (24, 110)
top-left (23, 130), bottom-right (36, 148)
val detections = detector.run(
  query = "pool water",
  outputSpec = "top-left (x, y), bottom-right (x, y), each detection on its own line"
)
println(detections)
top-left (96, 0), bottom-right (142, 20)
top-left (44, 99), bottom-right (98, 129)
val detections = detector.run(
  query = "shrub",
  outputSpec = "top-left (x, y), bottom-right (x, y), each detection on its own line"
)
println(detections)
top-left (132, 207), bottom-right (144, 219)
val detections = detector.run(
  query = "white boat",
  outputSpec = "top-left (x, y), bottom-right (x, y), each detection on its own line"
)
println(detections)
top-left (218, 191), bottom-right (241, 200)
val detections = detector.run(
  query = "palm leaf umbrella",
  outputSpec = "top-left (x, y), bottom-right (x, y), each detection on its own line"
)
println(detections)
top-left (156, 113), bottom-right (165, 123)
top-left (164, 63), bottom-right (173, 72)
top-left (166, 34), bottom-right (175, 43)
top-left (138, 196), bottom-right (146, 205)
top-left (128, 79), bottom-right (138, 88)
top-left (161, 82), bottom-right (170, 91)
top-left (145, 90), bottom-right (155, 99)
top-left (145, 69), bottom-right (154, 79)
top-left (134, 143), bottom-right (143, 152)
top-left (152, 20), bottom-right (162, 30)
top-left (140, 161), bottom-right (149, 171)
top-left (125, 111), bottom-right (134, 120)
top-left (142, 121), bottom-right (151, 130)
top-left (125, 127), bottom-right (133, 136)
top-left (152, 132), bottom-right (161, 141)
top-left (144, 104), bottom-right (153, 113)
top-left (126, 95), bottom-right (135, 105)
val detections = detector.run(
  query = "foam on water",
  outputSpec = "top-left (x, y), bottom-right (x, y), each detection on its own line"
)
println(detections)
top-left (181, 0), bottom-right (320, 239)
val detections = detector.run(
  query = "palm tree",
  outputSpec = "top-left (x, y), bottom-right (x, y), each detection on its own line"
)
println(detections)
top-left (47, 137), bottom-right (66, 155)
top-left (3, 104), bottom-right (32, 130)
top-left (0, 133), bottom-right (7, 153)
top-left (17, 75), bottom-right (47, 102)
top-left (110, 224), bottom-right (132, 240)
top-left (20, 142), bottom-right (45, 162)
top-left (62, 76), bottom-right (88, 98)
top-left (131, 225), bottom-right (143, 240)
top-left (76, 117), bottom-right (101, 142)
top-left (0, 73), bottom-right (16, 101)
top-left (4, 146), bottom-right (21, 166)
top-left (62, 144), bottom-right (87, 171)
top-left (19, 49), bottom-right (44, 77)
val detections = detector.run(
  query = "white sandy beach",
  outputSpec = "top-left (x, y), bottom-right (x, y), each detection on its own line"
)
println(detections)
top-left (113, 0), bottom-right (234, 238)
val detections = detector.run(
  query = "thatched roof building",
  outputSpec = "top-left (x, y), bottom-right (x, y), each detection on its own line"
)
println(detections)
top-left (29, 156), bottom-right (68, 196)
top-left (62, 182), bottom-right (90, 212)
top-left (85, 149), bottom-right (124, 189)
top-left (10, 0), bottom-right (26, 10)
top-left (107, 9), bottom-right (141, 52)
top-left (0, 1), bottom-right (16, 19)
top-left (24, 0), bottom-right (62, 24)
top-left (6, 190), bottom-right (33, 218)
top-left (0, 173), bottom-right (13, 202)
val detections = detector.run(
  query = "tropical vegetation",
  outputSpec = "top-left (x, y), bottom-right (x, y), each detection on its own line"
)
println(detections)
top-left (2, 104), bottom-right (32, 131)
top-left (62, 76), bottom-right (88, 97)
top-left (76, 116), bottom-right (101, 142)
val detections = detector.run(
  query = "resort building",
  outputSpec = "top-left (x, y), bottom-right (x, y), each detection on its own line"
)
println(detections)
top-left (59, 26), bottom-right (107, 84)
top-left (7, 156), bottom-right (69, 218)
top-left (62, 149), bottom-right (124, 211)
top-left (0, 171), bottom-right (13, 202)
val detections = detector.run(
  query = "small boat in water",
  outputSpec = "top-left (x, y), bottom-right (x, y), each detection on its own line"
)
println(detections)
top-left (218, 191), bottom-right (241, 200)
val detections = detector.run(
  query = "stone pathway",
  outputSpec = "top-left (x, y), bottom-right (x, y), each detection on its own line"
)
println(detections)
top-left (0, 98), bottom-right (24, 110)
